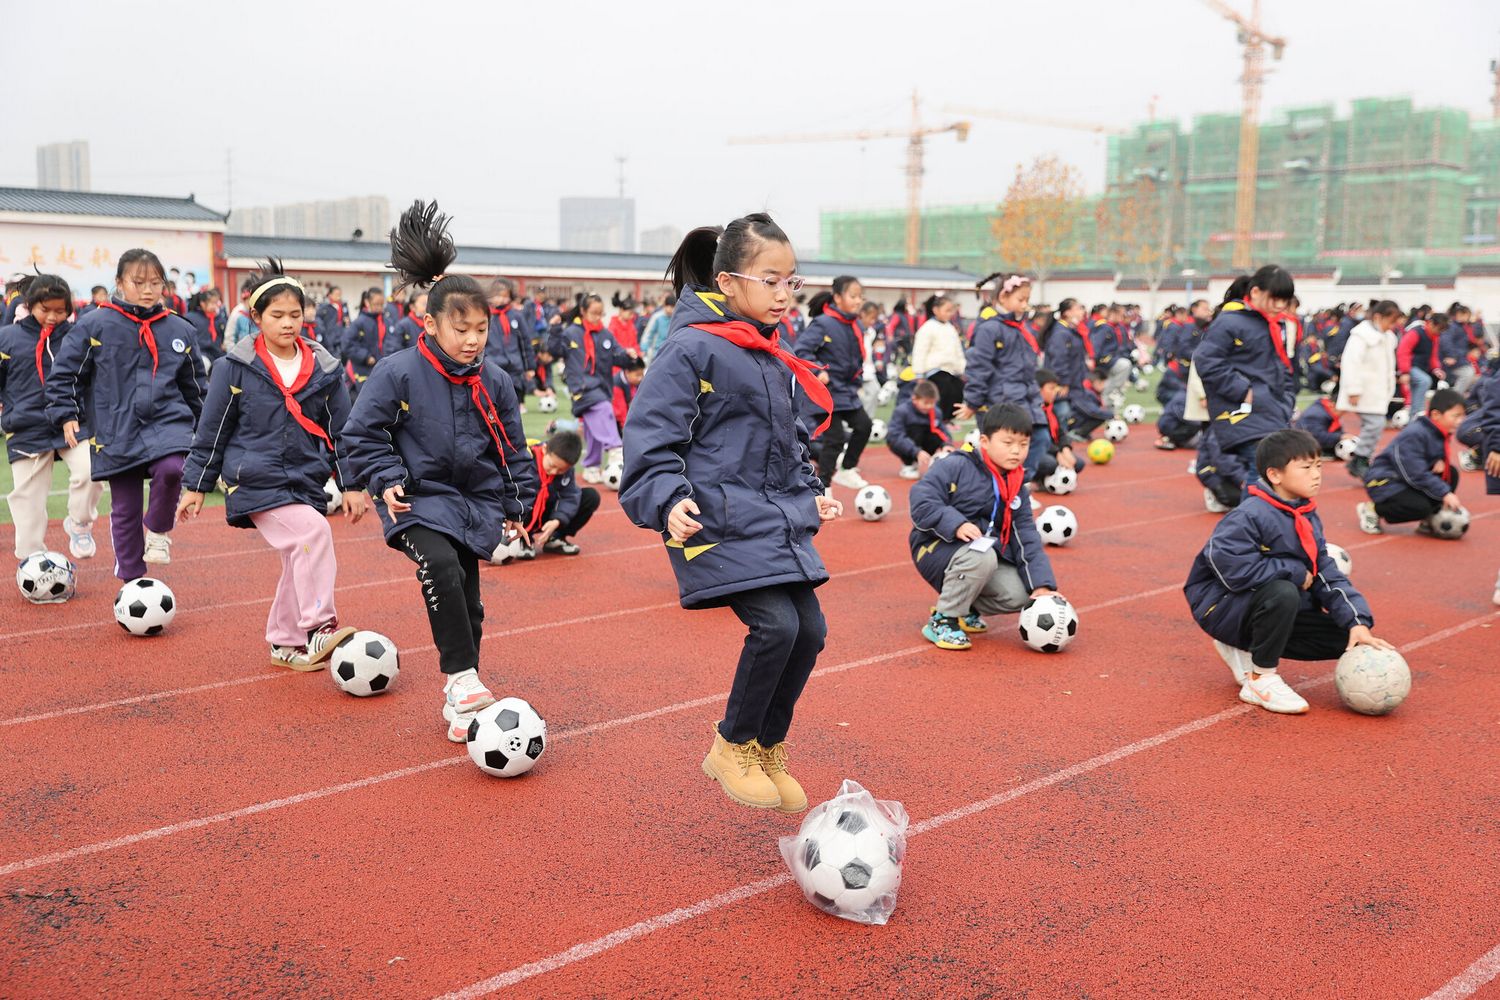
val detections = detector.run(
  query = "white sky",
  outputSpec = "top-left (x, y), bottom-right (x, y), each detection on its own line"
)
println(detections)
top-left (3, 0), bottom-right (1496, 254)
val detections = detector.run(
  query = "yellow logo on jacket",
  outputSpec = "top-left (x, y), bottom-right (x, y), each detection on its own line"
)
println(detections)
top-left (666, 539), bottom-right (718, 561)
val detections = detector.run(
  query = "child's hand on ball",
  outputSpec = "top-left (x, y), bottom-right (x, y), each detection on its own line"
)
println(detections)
top-left (1348, 625), bottom-right (1395, 652)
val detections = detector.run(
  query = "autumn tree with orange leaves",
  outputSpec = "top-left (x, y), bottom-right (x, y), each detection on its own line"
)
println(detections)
top-left (992, 155), bottom-right (1085, 302)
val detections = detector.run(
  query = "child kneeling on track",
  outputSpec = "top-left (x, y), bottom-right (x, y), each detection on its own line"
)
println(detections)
top-left (0, 272), bottom-right (104, 561)
top-left (887, 378), bottom-right (954, 479)
top-left (1184, 429), bottom-right (1392, 714)
top-left (1356, 388), bottom-right (1467, 536)
top-left (518, 429), bottom-right (598, 558)
top-left (1292, 397), bottom-right (1350, 456)
top-left (343, 201), bottom-right (538, 742)
top-left (620, 213), bottom-right (841, 814)
top-left (46, 248), bottom-right (204, 580)
top-left (1033, 369), bottom-right (1082, 488)
top-left (1156, 387), bottom-right (1202, 451)
top-left (177, 259), bottom-right (367, 669)
top-left (910, 403), bottom-right (1056, 651)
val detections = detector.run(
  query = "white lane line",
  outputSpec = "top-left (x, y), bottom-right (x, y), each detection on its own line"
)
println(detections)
top-left (431, 612), bottom-right (1499, 998)
top-left (1423, 943), bottom-right (1500, 1000)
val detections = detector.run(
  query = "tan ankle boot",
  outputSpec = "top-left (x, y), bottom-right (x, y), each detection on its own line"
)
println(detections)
top-left (701, 726), bottom-right (780, 809)
top-left (759, 741), bottom-right (807, 814)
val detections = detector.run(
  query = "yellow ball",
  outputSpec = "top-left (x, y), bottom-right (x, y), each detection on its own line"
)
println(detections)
top-left (1087, 438), bottom-right (1115, 465)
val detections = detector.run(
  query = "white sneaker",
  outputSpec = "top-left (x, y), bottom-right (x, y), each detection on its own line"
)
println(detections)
top-left (63, 517), bottom-right (96, 559)
top-left (1459, 449), bottom-right (1481, 473)
top-left (604, 446), bottom-right (624, 469)
top-left (831, 468), bottom-right (868, 490)
top-left (444, 668), bottom-right (494, 715)
top-left (1238, 671), bottom-right (1310, 714)
top-left (1186, 460), bottom-right (1197, 476)
top-left (1356, 501), bottom-right (1382, 535)
top-left (581, 466), bottom-right (602, 484)
top-left (1204, 488), bottom-right (1228, 514)
top-left (443, 704), bottom-right (477, 743)
top-left (143, 530), bottom-right (172, 564)
top-left (898, 464), bottom-right (920, 480)
top-left (1213, 640), bottom-right (1254, 685)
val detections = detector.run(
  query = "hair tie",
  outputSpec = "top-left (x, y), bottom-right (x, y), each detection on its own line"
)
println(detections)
top-left (249, 276), bottom-right (303, 308)
top-left (1001, 274), bottom-right (1031, 294)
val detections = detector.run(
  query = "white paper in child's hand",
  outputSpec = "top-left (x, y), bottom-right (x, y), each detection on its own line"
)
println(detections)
top-left (967, 536), bottom-right (996, 552)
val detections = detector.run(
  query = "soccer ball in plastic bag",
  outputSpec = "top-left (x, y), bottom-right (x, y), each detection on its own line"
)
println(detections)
top-left (1122, 404), bottom-right (1145, 424)
top-left (854, 485), bottom-right (891, 521)
top-left (114, 578), bottom-right (176, 636)
top-left (1325, 542), bottom-right (1352, 576)
top-left (1105, 419), bottom-right (1129, 442)
top-left (781, 779), bottom-right (908, 925)
top-left (868, 418), bottom-right (887, 443)
top-left (1334, 646), bottom-right (1411, 716)
top-left (1037, 505), bottom-right (1077, 546)
top-left (17, 551), bottom-right (76, 604)
top-left (466, 697), bottom-right (547, 777)
top-left (1043, 466), bottom-right (1076, 495)
top-left (329, 630), bottom-right (399, 696)
top-left (1018, 593), bottom-right (1078, 653)
top-left (1426, 507), bottom-right (1469, 539)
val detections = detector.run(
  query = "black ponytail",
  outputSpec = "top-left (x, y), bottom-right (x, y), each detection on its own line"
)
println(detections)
top-left (562, 291), bottom-right (603, 326)
top-left (611, 291), bottom-right (637, 311)
top-left (1248, 264), bottom-right (1295, 301)
top-left (806, 291), bottom-right (833, 317)
top-left (243, 257), bottom-right (306, 313)
top-left (388, 199), bottom-right (487, 320)
top-left (664, 212), bottom-right (792, 297)
top-left (1213, 274), bottom-right (1253, 318)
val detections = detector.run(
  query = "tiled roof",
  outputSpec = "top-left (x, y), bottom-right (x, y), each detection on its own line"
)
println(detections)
top-left (0, 186), bottom-right (226, 223)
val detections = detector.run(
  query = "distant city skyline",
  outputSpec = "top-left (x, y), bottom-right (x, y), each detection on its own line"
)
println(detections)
top-left (227, 196), bottom-right (391, 242)
top-left (36, 142), bottom-right (90, 192)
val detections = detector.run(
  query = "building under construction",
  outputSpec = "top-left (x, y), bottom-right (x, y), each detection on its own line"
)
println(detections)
top-left (821, 97), bottom-right (1500, 281)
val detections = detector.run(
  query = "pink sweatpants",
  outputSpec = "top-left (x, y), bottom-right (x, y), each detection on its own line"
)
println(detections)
top-left (250, 503), bottom-right (338, 647)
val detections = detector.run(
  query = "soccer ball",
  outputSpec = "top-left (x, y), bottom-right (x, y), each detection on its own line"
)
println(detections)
top-left (786, 802), bottom-right (902, 921)
top-left (1018, 593), bottom-right (1079, 653)
top-left (329, 630), bottom-right (399, 696)
top-left (1037, 505), bottom-right (1078, 546)
top-left (1390, 408), bottom-right (1410, 429)
top-left (1325, 542), bottom-right (1353, 576)
top-left (323, 477), bottom-right (342, 515)
top-left (868, 418), bottom-right (887, 443)
top-left (490, 533), bottom-right (532, 565)
top-left (537, 394), bottom-right (558, 413)
top-left (964, 429), bottom-right (981, 452)
top-left (1459, 448), bottom-right (1481, 472)
top-left (1334, 437), bottom-right (1358, 462)
top-left (1122, 404), bottom-right (1146, 424)
top-left (1087, 439), bottom-right (1115, 464)
top-left (114, 578), bottom-right (176, 636)
top-left (1043, 466), bottom-right (1077, 495)
top-left (1142, 363), bottom-right (1156, 375)
top-left (17, 551), bottom-right (75, 604)
top-left (876, 382), bottom-right (897, 405)
top-left (1426, 506), bottom-right (1470, 540)
top-left (602, 462), bottom-right (624, 491)
top-left (1334, 646), bottom-right (1411, 716)
top-left (466, 697), bottom-right (547, 777)
top-left (1321, 379), bottom-right (1338, 395)
top-left (854, 485), bottom-right (891, 521)
top-left (1105, 419), bottom-right (1129, 442)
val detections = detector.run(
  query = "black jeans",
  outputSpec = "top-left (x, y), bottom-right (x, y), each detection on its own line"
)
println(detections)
top-left (817, 406), bottom-right (873, 482)
top-left (1371, 468), bottom-right (1458, 524)
top-left (560, 486), bottom-right (600, 539)
top-left (1248, 579), bottom-right (1350, 670)
top-left (720, 583), bottom-right (827, 747)
top-left (398, 525), bottom-right (484, 675)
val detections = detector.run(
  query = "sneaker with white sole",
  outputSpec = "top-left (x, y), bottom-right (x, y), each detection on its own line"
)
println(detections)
top-left (307, 618), bottom-right (357, 665)
top-left (443, 704), bottom-right (477, 743)
top-left (63, 517), bottom-right (96, 559)
top-left (543, 537), bottom-right (580, 555)
top-left (444, 668), bottom-right (495, 716)
top-left (898, 464), bottom-right (920, 480)
top-left (1238, 671), bottom-right (1310, 714)
top-left (1213, 640), bottom-right (1254, 685)
top-left (143, 530), bottom-right (172, 565)
top-left (270, 644), bottom-right (315, 670)
top-left (1204, 488), bottom-right (1229, 514)
top-left (1356, 501), bottom-right (1382, 535)
top-left (831, 468), bottom-right (868, 490)
top-left (922, 612), bottom-right (970, 650)
top-left (581, 466), bottom-right (602, 484)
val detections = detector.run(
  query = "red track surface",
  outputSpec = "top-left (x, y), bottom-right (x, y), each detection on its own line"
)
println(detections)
top-left (2, 434), bottom-right (1498, 998)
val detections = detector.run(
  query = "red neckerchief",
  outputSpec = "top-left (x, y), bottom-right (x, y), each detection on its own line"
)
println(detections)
top-left (1246, 485), bottom-right (1318, 568)
top-left (1423, 415), bottom-right (1453, 480)
top-left (690, 320), bottom-right (834, 435)
top-left (99, 301), bottom-right (164, 375)
top-left (253, 334), bottom-right (332, 448)
top-left (926, 405), bottom-right (949, 444)
top-left (1041, 399), bottom-right (1060, 443)
top-left (1000, 315), bottom-right (1041, 356)
top-left (201, 309), bottom-right (222, 344)
top-left (1243, 298), bottom-right (1292, 371)
top-left (301, 321), bottom-right (318, 342)
top-left (373, 311), bottom-right (387, 352)
top-left (34, 324), bottom-right (56, 386)
top-left (1318, 397), bottom-right (1342, 434)
top-left (579, 318), bottom-right (602, 373)
top-left (405, 313), bottom-right (425, 348)
top-left (1074, 322), bottom-right (1095, 362)
top-left (527, 443), bottom-right (552, 532)
top-left (416, 334), bottom-right (513, 466)
top-left (978, 450), bottom-right (1025, 548)
top-left (490, 306), bottom-right (513, 343)
top-left (822, 305), bottom-right (866, 361)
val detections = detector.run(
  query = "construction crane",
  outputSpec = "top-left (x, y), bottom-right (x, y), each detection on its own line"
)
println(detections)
top-left (1202, 0), bottom-right (1286, 269)
top-left (728, 91), bottom-right (969, 265)
top-left (1491, 54), bottom-right (1500, 119)
top-left (940, 106), bottom-right (1128, 137)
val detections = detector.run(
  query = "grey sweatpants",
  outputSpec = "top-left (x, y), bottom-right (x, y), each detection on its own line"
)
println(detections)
top-left (1101, 357), bottom-right (1132, 405)
top-left (937, 545), bottom-right (1031, 618)
top-left (1352, 410), bottom-right (1384, 460)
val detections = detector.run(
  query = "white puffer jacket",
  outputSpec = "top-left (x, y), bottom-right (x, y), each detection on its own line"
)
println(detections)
top-left (1335, 319), bottom-right (1397, 415)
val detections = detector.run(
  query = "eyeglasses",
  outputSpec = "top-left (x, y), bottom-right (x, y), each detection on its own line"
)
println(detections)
top-left (726, 272), bottom-right (805, 293)
top-left (122, 278), bottom-right (166, 291)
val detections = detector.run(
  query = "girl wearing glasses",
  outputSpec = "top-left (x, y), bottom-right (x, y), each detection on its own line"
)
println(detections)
top-left (47, 249), bottom-right (205, 580)
top-left (620, 214), bottom-right (841, 814)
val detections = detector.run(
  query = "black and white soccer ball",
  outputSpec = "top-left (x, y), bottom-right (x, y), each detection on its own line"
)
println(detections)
top-left (854, 485), bottom-right (891, 522)
top-left (322, 477), bottom-right (342, 515)
top-left (1037, 505), bottom-right (1078, 546)
top-left (1389, 408), bottom-right (1410, 429)
top-left (868, 418), bottom-right (888, 443)
top-left (787, 804), bottom-right (902, 920)
top-left (113, 577), bottom-right (176, 636)
top-left (329, 630), bottom-right (399, 697)
top-left (876, 382), bottom-right (897, 406)
top-left (1325, 542), bottom-right (1353, 576)
top-left (602, 462), bottom-right (624, 492)
top-left (1104, 419), bottom-right (1129, 443)
top-left (16, 550), bottom-right (76, 604)
top-left (537, 394), bottom-right (558, 413)
top-left (1122, 403), bottom-right (1146, 424)
top-left (1043, 466), bottom-right (1077, 495)
top-left (1018, 593), bottom-right (1079, 653)
top-left (1426, 506), bottom-right (1470, 540)
top-left (1334, 646), bottom-right (1411, 716)
top-left (490, 531), bottom-right (533, 565)
top-left (964, 429), bottom-right (981, 452)
top-left (466, 697), bottom-right (547, 777)
top-left (1334, 437), bottom-right (1359, 462)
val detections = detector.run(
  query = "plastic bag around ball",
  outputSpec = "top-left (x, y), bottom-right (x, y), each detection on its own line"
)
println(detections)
top-left (779, 779), bottom-right (909, 926)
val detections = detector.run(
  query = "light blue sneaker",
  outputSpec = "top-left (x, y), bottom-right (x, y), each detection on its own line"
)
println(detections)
top-left (922, 613), bottom-right (970, 650)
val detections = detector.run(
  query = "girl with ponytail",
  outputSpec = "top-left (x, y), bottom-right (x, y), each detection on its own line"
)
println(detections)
top-left (342, 200), bottom-right (539, 743)
top-left (562, 291), bottom-right (632, 481)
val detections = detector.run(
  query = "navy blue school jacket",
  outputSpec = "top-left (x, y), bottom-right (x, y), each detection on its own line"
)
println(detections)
top-left (1327, 314), bottom-right (1358, 364)
top-left (342, 310), bottom-right (388, 380)
top-left (486, 306), bottom-right (534, 390)
top-left (1044, 322), bottom-right (1111, 421)
top-left (887, 398), bottom-right (953, 465)
top-left (908, 448), bottom-right (1055, 595)
top-left (1296, 334), bottom-right (1332, 388)
top-left (963, 307), bottom-right (1044, 424)
top-left (316, 301), bottom-right (348, 343)
top-left (529, 444), bottom-right (581, 528)
top-left (1191, 302), bottom-right (1297, 451)
top-left (383, 314), bottom-right (423, 360)
top-left (45, 299), bottom-right (205, 480)
top-left (619, 287), bottom-right (828, 610)
top-left (0, 317), bottom-right (88, 461)
top-left (1091, 322), bottom-right (1132, 369)
top-left (562, 318), bottom-right (630, 416)
top-left (1184, 482), bottom-right (1372, 648)
top-left (1363, 415), bottom-right (1455, 505)
top-left (186, 309), bottom-right (226, 364)
top-left (342, 338), bottom-right (537, 559)
top-left (1293, 398), bottom-right (1345, 452)
top-left (793, 306), bottom-right (865, 412)
top-left (1439, 322), bottom-right (1481, 379)
top-left (1157, 387), bottom-right (1196, 440)
top-left (1477, 366), bottom-right (1500, 495)
top-left (181, 337), bottom-right (354, 528)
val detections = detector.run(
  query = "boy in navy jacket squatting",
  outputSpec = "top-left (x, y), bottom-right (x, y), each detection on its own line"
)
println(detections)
top-left (1185, 429), bottom-right (1391, 714)
top-left (1356, 388), bottom-right (1468, 536)
top-left (1292, 398), bottom-right (1350, 456)
top-left (887, 378), bottom-right (954, 479)
top-left (910, 403), bottom-right (1057, 652)
top-left (516, 429), bottom-right (598, 558)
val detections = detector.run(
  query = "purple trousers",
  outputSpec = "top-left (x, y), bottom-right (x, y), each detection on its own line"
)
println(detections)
top-left (108, 453), bottom-right (185, 580)
top-left (578, 401), bottom-right (621, 468)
